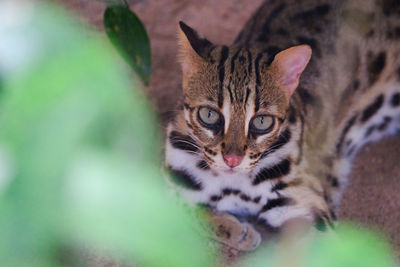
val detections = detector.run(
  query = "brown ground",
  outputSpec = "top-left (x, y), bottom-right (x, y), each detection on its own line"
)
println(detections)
top-left (60, 0), bottom-right (400, 263)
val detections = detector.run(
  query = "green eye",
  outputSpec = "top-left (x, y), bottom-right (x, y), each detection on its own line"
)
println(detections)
top-left (198, 107), bottom-right (220, 126)
top-left (251, 115), bottom-right (274, 133)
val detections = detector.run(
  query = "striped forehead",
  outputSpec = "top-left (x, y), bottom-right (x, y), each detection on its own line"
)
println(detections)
top-left (213, 46), bottom-right (271, 109)
top-left (215, 47), bottom-right (256, 128)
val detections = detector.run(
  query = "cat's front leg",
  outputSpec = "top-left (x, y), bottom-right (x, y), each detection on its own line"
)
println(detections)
top-left (257, 181), bottom-right (335, 233)
top-left (198, 209), bottom-right (262, 251)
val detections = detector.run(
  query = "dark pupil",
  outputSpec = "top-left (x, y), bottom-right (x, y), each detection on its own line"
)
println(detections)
top-left (208, 111), bottom-right (212, 118)
top-left (260, 117), bottom-right (264, 125)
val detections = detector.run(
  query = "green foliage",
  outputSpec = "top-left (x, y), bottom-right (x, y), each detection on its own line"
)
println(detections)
top-left (104, 4), bottom-right (152, 85)
top-left (240, 224), bottom-right (397, 267)
top-left (0, 2), bottom-right (212, 266)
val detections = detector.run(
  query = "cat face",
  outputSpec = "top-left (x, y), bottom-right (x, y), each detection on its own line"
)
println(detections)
top-left (177, 22), bottom-right (311, 174)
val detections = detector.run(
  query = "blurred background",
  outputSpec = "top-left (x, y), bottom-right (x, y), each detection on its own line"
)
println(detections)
top-left (0, 0), bottom-right (399, 266)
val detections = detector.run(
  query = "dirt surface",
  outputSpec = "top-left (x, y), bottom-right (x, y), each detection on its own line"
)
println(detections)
top-left (60, 0), bottom-right (400, 263)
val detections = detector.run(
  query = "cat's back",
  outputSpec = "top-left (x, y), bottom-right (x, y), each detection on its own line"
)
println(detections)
top-left (234, 0), bottom-right (343, 55)
top-left (235, 0), bottom-right (400, 119)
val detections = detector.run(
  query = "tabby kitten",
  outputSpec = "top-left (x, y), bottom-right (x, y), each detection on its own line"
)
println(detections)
top-left (165, 0), bottom-right (400, 251)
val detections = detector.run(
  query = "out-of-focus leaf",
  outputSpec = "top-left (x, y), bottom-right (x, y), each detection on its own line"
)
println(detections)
top-left (104, 5), bottom-right (151, 85)
top-left (0, 2), bottom-right (213, 267)
top-left (240, 224), bottom-right (397, 267)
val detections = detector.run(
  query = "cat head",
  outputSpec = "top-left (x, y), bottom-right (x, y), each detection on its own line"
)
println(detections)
top-left (177, 21), bottom-right (311, 174)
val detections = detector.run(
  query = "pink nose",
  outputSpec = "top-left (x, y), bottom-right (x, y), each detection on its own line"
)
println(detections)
top-left (223, 155), bottom-right (243, 168)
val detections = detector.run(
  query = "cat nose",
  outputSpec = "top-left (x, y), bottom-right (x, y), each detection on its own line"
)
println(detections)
top-left (223, 154), bottom-right (243, 168)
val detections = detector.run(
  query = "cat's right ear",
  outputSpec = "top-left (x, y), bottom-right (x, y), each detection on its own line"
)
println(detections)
top-left (269, 45), bottom-right (312, 96)
top-left (178, 21), bottom-right (213, 77)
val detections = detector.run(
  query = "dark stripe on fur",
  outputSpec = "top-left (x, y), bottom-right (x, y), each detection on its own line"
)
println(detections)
top-left (254, 53), bottom-right (263, 85)
top-left (260, 129), bottom-right (291, 159)
top-left (361, 94), bottom-right (384, 122)
top-left (169, 131), bottom-right (199, 153)
top-left (170, 169), bottom-right (202, 190)
top-left (271, 181), bottom-right (288, 192)
top-left (367, 52), bottom-right (386, 86)
top-left (253, 159), bottom-right (291, 185)
top-left (245, 88), bottom-right (251, 105)
top-left (336, 114), bottom-right (357, 154)
top-left (218, 46), bottom-right (229, 108)
top-left (261, 197), bottom-right (292, 212)
top-left (246, 49), bottom-right (253, 75)
top-left (197, 160), bottom-right (210, 170)
top-left (230, 48), bottom-right (241, 74)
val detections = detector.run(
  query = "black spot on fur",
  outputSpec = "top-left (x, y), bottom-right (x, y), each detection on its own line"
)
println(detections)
top-left (253, 196), bottom-right (261, 203)
top-left (298, 87), bottom-right (315, 105)
top-left (210, 195), bottom-right (222, 202)
top-left (367, 52), bottom-right (386, 86)
top-left (391, 93), bottom-right (400, 107)
top-left (260, 129), bottom-right (291, 159)
top-left (365, 125), bottom-right (376, 138)
top-left (386, 27), bottom-right (400, 39)
top-left (197, 160), bottom-right (210, 170)
top-left (253, 159), bottom-right (291, 185)
top-left (261, 197), bottom-right (293, 212)
top-left (169, 169), bottom-right (202, 190)
top-left (289, 108), bottom-right (297, 124)
top-left (232, 189), bottom-right (240, 195)
top-left (327, 175), bottom-right (339, 187)
top-left (378, 116), bottom-right (392, 131)
top-left (240, 194), bottom-right (251, 201)
top-left (169, 131), bottom-right (199, 153)
top-left (353, 80), bottom-right (360, 91)
top-left (361, 94), bottom-right (384, 122)
top-left (222, 188), bottom-right (232, 195)
top-left (204, 147), bottom-right (217, 156)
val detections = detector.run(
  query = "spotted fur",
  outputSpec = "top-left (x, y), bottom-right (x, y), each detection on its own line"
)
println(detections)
top-left (165, 0), bottom-right (400, 250)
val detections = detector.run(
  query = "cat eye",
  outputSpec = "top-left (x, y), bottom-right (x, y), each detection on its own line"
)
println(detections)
top-left (198, 107), bottom-right (221, 128)
top-left (250, 115), bottom-right (275, 134)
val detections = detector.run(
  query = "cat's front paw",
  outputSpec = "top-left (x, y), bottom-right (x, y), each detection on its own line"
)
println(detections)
top-left (209, 212), bottom-right (261, 251)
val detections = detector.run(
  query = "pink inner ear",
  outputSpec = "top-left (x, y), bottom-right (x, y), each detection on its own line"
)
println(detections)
top-left (274, 45), bottom-right (312, 95)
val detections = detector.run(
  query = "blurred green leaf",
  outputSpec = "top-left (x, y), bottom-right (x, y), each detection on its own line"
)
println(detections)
top-left (0, 2), bottom-right (213, 266)
top-left (104, 5), bottom-right (151, 85)
top-left (240, 224), bottom-right (397, 267)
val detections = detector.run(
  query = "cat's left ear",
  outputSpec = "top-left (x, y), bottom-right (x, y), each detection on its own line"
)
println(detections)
top-left (178, 21), bottom-right (213, 77)
top-left (269, 45), bottom-right (312, 96)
